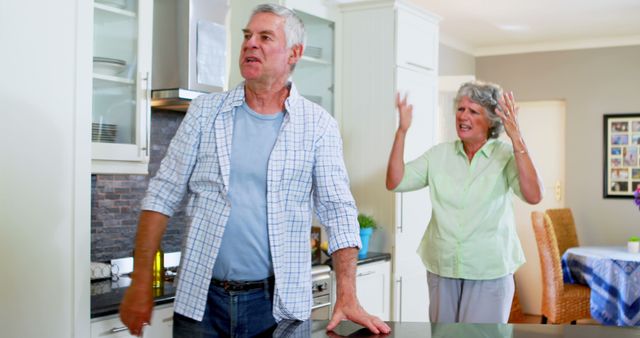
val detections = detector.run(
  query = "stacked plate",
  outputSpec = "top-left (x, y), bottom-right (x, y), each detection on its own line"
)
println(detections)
top-left (93, 57), bottom-right (126, 76)
top-left (92, 123), bottom-right (117, 143)
top-left (304, 46), bottom-right (323, 59)
top-left (96, 0), bottom-right (127, 9)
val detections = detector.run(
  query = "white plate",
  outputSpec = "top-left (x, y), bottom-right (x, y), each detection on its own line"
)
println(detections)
top-left (96, 0), bottom-right (127, 9)
top-left (93, 61), bottom-right (126, 76)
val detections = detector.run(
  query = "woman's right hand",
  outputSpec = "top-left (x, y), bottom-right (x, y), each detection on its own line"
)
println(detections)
top-left (396, 92), bottom-right (413, 133)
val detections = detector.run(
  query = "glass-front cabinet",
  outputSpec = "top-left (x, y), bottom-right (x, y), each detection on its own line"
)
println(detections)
top-left (92, 0), bottom-right (152, 174)
top-left (292, 10), bottom-right (334, 116)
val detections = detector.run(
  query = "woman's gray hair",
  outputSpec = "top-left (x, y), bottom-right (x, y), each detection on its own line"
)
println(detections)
top-left (252, 4), bottom-right (306, 49)
top-left (455, 80), bottom-right (504, 139)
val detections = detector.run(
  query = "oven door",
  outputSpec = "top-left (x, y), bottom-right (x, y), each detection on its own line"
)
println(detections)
top-left (311, 294), bottom-right (332, 320)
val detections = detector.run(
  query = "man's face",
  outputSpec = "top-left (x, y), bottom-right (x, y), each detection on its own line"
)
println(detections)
top-left (239, 12), bottom-right (299, 84)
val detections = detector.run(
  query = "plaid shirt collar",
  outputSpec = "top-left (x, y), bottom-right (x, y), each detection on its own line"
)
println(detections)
top-left (221, 81), bottom-right (302, 120)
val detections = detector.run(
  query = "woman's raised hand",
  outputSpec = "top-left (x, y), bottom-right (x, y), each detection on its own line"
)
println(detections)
top-left (396, 92), bottom-right (413, 133)
top-left (497, 91), bottom-right (521, 140)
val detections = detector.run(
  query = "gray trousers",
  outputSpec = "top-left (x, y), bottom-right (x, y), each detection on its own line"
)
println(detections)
top-left (427, 271), bottom-right (515, 323)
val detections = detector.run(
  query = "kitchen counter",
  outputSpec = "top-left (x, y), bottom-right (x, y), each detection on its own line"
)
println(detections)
top-left (279, 320), bottom-right (640, 338)
top-left (90, 252), bottom-right (391, 319)
top-left (90, 276), bottom-right (176, 318)
top-left (323, 251), bottom-right (391, 269)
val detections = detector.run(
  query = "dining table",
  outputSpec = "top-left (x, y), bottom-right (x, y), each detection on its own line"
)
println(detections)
top-left (562, 246), bottom-right (640, 326)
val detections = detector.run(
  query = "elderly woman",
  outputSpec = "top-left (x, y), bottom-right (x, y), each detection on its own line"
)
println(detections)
top-left (386, 81), bottom-right (543, 323)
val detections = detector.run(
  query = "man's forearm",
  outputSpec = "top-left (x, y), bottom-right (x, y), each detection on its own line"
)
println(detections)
top-left (332, 247), bottom-right (359, 302)
top-left (130, 210), bottom-right (169, 286)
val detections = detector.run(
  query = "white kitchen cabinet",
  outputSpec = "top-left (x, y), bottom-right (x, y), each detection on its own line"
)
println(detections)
top-left (91, 303), bottom-right (173, 338)
top-left (91, 0), bottom-right (153, 174)
top-left (292, 10), bottom-right (335, 116)
top-left (340, 0), bottom-right (439, 322)
top-left (356, 260), bottom-right (391, 321)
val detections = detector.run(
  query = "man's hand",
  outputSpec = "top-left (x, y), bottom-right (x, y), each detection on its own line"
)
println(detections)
top-left (119, 283), bottom-right (154, 337)
top-left (119, 211), bottom-right (169, 336)
top-left (326, 296), bottom-right (390, 334)
top-left (327, 247), bottom-right (391, 334)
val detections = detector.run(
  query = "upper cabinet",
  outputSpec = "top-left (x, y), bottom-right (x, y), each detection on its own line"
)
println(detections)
top-left (92, 0), bottom-right (153, 174)
top-left (292, 10), bottom-right (335, 115)
top-left (396, 8), bottom-right (438, 73)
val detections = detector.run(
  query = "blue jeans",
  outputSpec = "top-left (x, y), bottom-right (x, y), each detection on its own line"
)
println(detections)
top-left (173, 278), bottom-right (277, 338)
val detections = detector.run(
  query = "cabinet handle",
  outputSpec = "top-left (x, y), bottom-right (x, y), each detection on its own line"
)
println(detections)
top-left (110, 326), bottom-right (129, 333)
top-left (312, 302), bottom-right (332, 310)
top-left (397, 193), bottom-right (404, 233)
top-left (396, 277), bottom-right (403, 321)
top-left (406, 61), bottom-right (434, 72)
top-left (357, 271), bottom-right (375, 277)
top-left (142, 71), bottom-right (151, 157)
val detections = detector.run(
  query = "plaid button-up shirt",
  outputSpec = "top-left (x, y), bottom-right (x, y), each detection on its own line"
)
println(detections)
top-left (141, 82), bottom-right (361, 321)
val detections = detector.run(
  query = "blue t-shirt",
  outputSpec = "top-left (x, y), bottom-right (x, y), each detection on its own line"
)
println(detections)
top-left (212, 102), bottom-right (284, 281)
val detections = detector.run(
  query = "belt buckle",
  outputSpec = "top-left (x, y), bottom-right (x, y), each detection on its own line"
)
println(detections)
top-left (222, 280), bottom-right (233, 291)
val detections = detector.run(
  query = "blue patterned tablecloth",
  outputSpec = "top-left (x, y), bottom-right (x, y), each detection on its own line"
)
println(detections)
top-left (562, 246), bottom-right (640, 326)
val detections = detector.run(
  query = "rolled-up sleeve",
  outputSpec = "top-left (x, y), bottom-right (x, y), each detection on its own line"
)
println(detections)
top-left (312, 117), bottom-right (361, 255)
top-left (141, 99), bottom-right (203, 217)
top-left (394, 150), bottom-right (430, 192)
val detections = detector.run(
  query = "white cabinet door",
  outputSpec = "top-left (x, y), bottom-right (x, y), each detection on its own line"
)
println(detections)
top-left (393, 271), bottom-right (429, 322)
top-left (395, 66), bottom-right (435, 273)
top-left (144, 303), bottom-right (174, 338)
top-left (91, 303), bottom-right (173, 338)
top-left (396, 7), bottom-right (438, 73)
top-left (356, 261), bottom-right (391, 321)
top-left (92, 0), bottom-right (153, 174)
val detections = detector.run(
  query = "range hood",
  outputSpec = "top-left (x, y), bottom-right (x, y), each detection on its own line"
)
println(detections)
top-left (151, 0), bottom-right (230, 112)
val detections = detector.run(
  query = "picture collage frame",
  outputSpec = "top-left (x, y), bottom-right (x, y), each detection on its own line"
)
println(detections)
top-left (603, 113), bottom-right (640, 198)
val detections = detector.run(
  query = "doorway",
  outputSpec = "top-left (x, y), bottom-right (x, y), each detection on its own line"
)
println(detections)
top-left (501, 100), bottom-right (567, 315)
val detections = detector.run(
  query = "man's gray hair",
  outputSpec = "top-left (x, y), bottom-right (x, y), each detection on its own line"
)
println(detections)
top-left (455, 81), bottom-right (504, 139)
top-left (252, 3), bottom-right (306, 49)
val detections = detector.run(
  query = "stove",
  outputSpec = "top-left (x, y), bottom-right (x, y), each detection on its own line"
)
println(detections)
top-left (311, 264), bottom-right (332, 320)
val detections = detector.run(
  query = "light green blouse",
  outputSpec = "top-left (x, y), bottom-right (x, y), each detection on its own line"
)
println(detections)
top-left (394, 139), bottom-right (526, 280)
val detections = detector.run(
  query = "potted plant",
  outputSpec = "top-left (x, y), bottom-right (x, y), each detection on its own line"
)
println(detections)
top-left (628, 236), bottom-right (640, 254)
top-left (357, 213), bottom-right (377, 258)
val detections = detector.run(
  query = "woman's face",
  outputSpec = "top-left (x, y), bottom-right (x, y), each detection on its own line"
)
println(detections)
top-left (455, 96), bottom-right (491, 145)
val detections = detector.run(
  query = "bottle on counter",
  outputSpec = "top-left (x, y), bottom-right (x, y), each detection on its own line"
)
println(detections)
top-left (152, 247), bottom-right (164, 289)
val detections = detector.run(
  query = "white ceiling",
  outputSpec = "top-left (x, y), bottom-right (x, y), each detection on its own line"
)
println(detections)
top-left (408, 0), bottom-right (640, 56)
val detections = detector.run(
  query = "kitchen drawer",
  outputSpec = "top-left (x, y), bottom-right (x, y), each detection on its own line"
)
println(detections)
top-left (91, 303), bottom-right (173, 338)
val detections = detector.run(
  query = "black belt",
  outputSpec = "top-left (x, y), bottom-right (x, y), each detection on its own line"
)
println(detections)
top-left (212, 276), bottom-right (274, 292)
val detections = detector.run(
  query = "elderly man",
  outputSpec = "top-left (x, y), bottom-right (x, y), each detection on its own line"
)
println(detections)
top-left (119, 3), bottom-right (390, 337)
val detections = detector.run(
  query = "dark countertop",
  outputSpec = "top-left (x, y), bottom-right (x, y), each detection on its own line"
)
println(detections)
top-left (90, 276), bottom-right (176, 319)
top-left (283, 321), bottom-right (640, 337)
top-left (91, 252), bottom-right (391, 319)
top-left (323, 251), bottom-right (391, 269)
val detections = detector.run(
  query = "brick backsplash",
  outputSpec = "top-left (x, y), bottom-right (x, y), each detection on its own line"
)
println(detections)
top-left (91, 110), bottom-right (187, 262)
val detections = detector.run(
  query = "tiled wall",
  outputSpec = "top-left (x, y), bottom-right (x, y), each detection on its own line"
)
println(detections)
top-left (91, 110), bottom-right (187, 262)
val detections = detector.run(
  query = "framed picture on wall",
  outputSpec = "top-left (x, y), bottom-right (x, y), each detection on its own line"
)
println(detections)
top-left (603, 113), bottom-right (640, 198)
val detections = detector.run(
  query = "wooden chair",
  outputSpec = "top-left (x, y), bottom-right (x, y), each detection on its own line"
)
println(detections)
top-left (545, 208), bottom-right (580, 256)
top-left (531, 211), bottom-right (591, 324)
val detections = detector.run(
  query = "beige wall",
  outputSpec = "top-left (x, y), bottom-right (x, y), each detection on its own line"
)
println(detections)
top-left (439, 43), bottom-right (475, 76)
top-left (476, 46), bottom-right (640, 245)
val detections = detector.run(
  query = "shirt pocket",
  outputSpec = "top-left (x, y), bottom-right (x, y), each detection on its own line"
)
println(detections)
top-left (282, 150), bottom-right (314, 204)
top-left (192, 140), bottom-right (223, 191)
